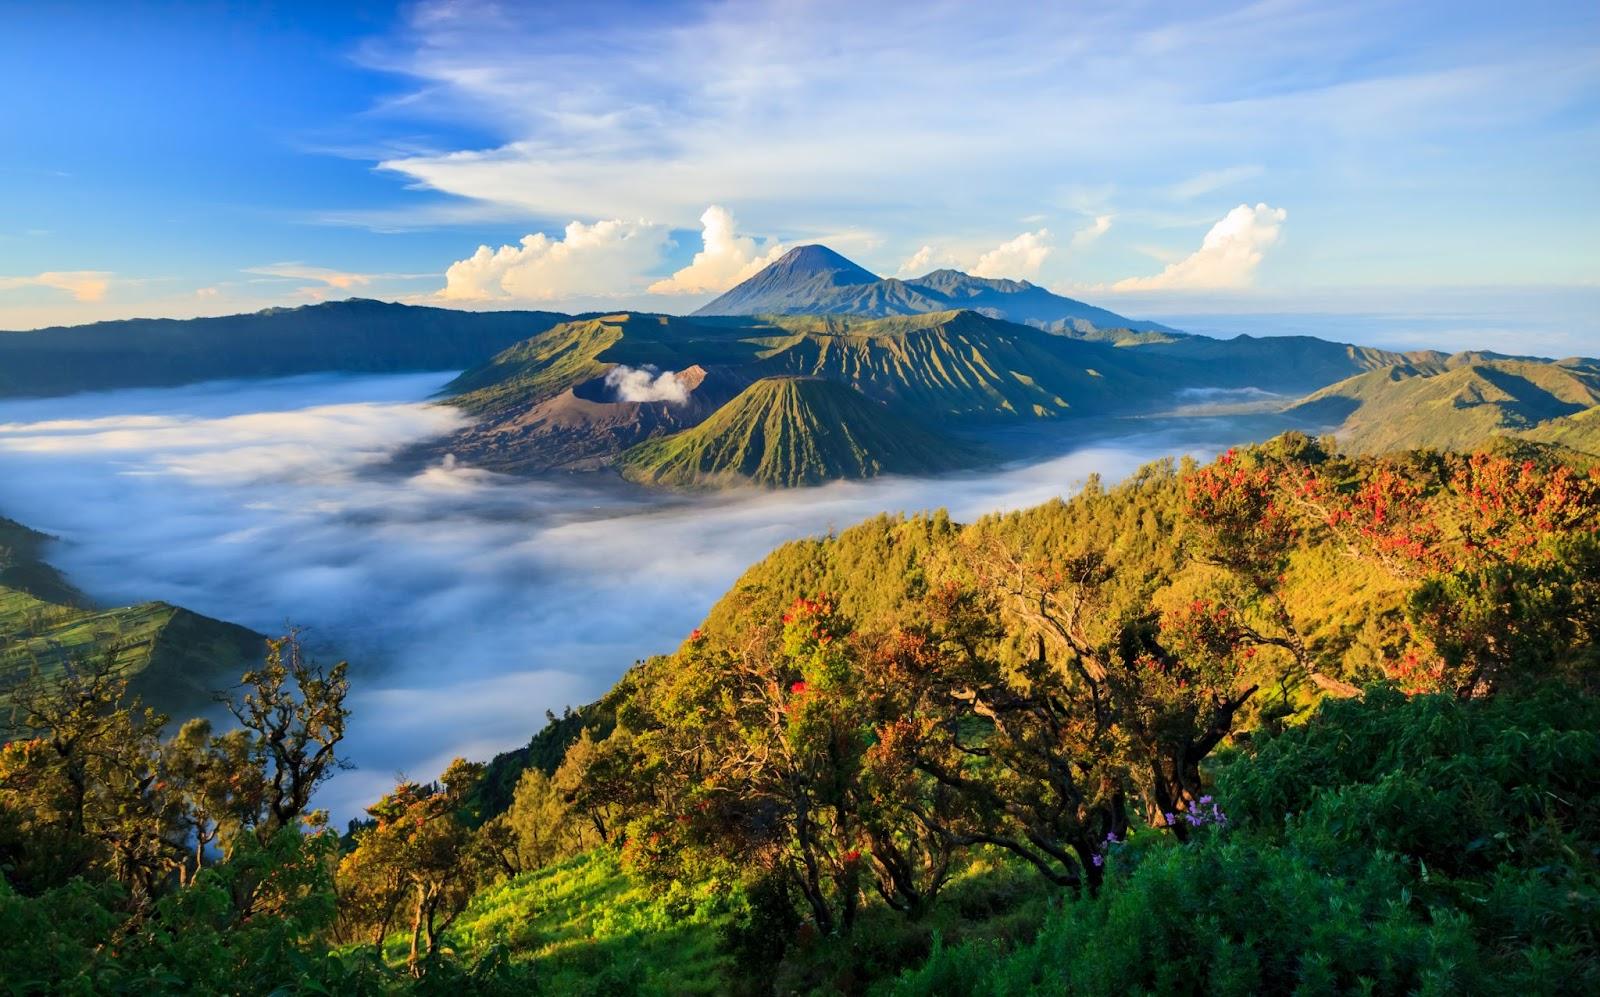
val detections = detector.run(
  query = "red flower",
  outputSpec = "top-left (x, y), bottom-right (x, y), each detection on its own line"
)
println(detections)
top-left (790, 680), bottom-right (809, 695)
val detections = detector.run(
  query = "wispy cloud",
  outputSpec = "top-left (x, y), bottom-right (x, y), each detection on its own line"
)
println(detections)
top-left (1167, 166), bottom-right (1264, 201)
top-left (0, 270), bottom-right (113, 302)
top-left (1069, 215), bottom-right (1114, 249)
top-left (344, 0), bottom-right (1597, 297)
top-left (245, 263), bottom-right (438, 300)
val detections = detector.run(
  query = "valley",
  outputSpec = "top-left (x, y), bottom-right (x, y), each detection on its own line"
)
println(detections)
top-left (0, 370), bottom-right (1286, 817)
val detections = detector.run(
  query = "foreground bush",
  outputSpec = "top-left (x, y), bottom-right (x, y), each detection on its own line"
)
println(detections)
top-left (891, 684), bottom-right (1600, 995)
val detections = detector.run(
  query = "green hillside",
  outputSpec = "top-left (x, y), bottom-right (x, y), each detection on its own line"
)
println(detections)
top-left (6, 439), bottom-right (1599, 993)
top-left (444, 850), bottom-right (738, 994)
top-left (0, 516), bottom-right (262, 716)
top-left (1287, 356), bottom-right (1600, 453)
top-left (437, 309), bottom-right (1164, 480)
top-left (445, 313), bottom-right (763, 416)
top-left (749, 310), bottom-right (1162, 420)
top-left (1519, 401), bottom-right (1600, 456)
top-left (618, 376), bottom-right (973, 487)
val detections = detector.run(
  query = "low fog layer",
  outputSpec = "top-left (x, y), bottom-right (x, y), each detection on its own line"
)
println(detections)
top-left (0, 372), bottom-right (1259, 818)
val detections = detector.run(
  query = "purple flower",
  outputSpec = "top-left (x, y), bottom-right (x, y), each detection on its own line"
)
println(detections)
top-left (1092, 854), bottom-right (1104, 868)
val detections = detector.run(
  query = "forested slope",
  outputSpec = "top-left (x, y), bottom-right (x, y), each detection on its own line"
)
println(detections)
top-left (4, 437), bottom-right (1596, 993)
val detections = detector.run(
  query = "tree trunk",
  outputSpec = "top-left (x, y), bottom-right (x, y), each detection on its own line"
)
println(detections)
top-left (407, 888), bottom-right (427, 977)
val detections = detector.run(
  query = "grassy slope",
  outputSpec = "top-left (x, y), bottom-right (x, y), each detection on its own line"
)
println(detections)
top-left (0, 517), bottom-right (262, 715)
top-left (445, 317), bottom-right (627, 416)
top-left (444, 846), bottom-right (1057, 995)
top-left (446, 313), bottom-right (769, 416)
top-left (444, 850), bottom-right (740, 995)
top-left (750, 311), bottom-right (1158, 421)
top-left (617, 377), bottom-right (976, 488)
top-left (1288, 358), bottom-right (1600, 453)
top-left (1520, 402), bottom-right (1600, 456)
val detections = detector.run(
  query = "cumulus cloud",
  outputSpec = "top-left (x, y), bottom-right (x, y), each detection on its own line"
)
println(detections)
top-left (971, 229), bottom-right (1053, 279)
top-left (1112, 203), bottom-right (1286, 291)
top-left (1070, 215), bottom-right (1113, 249)
top-left (439, 219), bottom-right (670, 302)
top-left (894, 245), bottom-right (964, 277)
top-left (603, 364), bottom-right (689, 404)
top-left (897, 245), bottom-right (937, 276)
top-left (0, 270), bottom-right (112, 302)
top-left (647, 206), bottom-right (784, 295)
top-left (0, 372), bottom-right (1248, 818)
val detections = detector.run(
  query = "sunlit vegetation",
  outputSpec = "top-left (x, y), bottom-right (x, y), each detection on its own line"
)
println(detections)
top-left (2, 435), bottom-right (1596, 992)
top-left (619, 376), bottom-right (971, 487)
top-left (0, 517), bottom-right (262, 718)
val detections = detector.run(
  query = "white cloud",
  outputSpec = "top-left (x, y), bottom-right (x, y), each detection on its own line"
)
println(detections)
top-left (895, 244), bottom-right (965, 277)
top-left (647, 206), bottom-right (783, 295)
top-left (438, 219), bottom-right (670, 301)
top-left (604, 365), bottom-right (689, 404)
top-left (972, 229), bottom-right (1052, 279)
top-left (897, 245), bottom-right (936, 276)
top-left (1069, 215), bottom-right (1113, 249)
top-left (0, 271), bottom-right (112, 302)
top-left (1112, 204), bottom-right (1286, 291)
top-left (246, 263), bottom-right (375, 291)
top-left (245, 264), bottom-right (440, 301)
top-left (1167, 165), bottom-right (1264, 201)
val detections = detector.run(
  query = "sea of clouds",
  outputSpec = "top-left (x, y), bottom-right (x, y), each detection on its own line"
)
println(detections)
top-left (0, 372), bottom-right (1262, 817)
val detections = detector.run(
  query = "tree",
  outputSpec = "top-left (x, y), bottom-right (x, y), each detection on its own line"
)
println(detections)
top-left (550, 726), bottom-right (641, 845)
top-left (225, 632), bottom-right (350, 838)
top-left (337, 758), bottom-right (494, 976)
top-left (627, 597), bottom-right (878, 935)
top-left (0, 655), bottom-right (178, 902)
top-left (163, 719), bottom-right (265, 884)
top-left (1306, 451), bottom-right (1600, 695)
top-left (498, 766), bottom-right (586, 872)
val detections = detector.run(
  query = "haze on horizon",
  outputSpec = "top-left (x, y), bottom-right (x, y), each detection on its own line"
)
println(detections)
top-left (1, 0), bottom-right (1596, 356)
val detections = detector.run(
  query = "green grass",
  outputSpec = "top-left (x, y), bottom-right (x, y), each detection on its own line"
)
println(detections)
top-left (445, 849), bottom-right (744, 995)
top-left (1289, 357), bottom-right (1600, 454)
top-left (0, 516), bottom-right (262, 716)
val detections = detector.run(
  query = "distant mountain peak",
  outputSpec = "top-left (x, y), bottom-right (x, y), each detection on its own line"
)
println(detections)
top-left (694, 244), bottom-right (882, 316)
top-left (693, 244), bottom-right (1171, 336)
top-left (762, 245), bottom-right (879, 285)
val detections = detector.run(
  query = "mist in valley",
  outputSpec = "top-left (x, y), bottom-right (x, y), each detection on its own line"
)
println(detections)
top-left (0, 372), bottom-right (1285, 817)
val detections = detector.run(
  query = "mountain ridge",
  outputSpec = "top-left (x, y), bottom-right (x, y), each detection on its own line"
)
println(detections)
top-left (0, 298), bottom-right (569, 398)
top-left (617, 376), bottom-right (972, 488)
top-left (694, 244), bottom-right (1178, 336)
top-left (1286, 356), bottom-right (1600, 454)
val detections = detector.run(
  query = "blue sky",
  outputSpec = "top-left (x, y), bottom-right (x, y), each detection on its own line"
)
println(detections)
top-left (1, 0), bottom-right (1596, 353)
